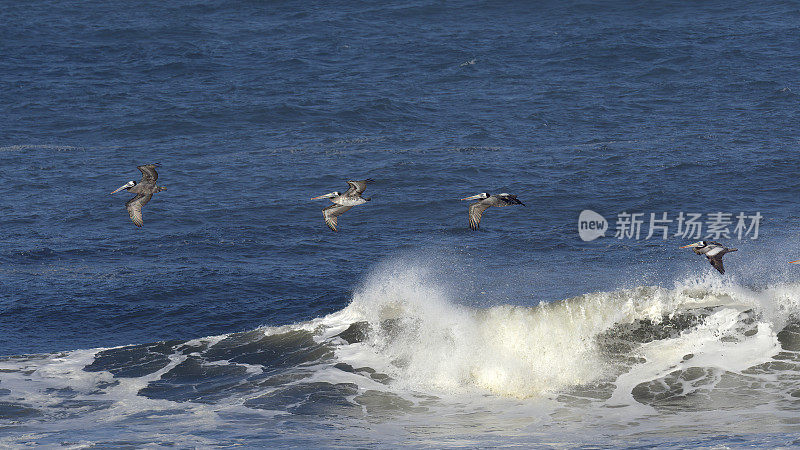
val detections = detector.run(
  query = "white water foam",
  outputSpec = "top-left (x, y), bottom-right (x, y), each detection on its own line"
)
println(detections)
top-left (2, 258), bottom-right (799, 447)
top-left (318, 259), bottom-right (793, 400)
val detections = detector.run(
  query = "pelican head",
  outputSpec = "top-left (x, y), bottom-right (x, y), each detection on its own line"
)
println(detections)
top-left (311, 191), bottom-right (341, 200)
top-left (111, 180), bottom-right (136, 194)
top-left (679, 241), bottom-right (707, 249)
top-left (461, 192), bottom-right (490, 201)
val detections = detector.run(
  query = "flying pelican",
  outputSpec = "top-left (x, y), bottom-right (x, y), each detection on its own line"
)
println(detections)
top-left (680, 241), bottom-right (737, 274)
top-left (460, 192), bottom-right (525, 230)
top-left (111, 163), bottom-right (167, 227)
top-left (311, 179), bottom-right (374, 231)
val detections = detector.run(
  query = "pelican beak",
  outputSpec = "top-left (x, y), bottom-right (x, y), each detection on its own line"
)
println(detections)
top-left (111, 184), bottom-right (129, 194)
top-left (461, 194), bottom-right (483, 201)
top-left (679, 243), bottom-right (699, 248)
top-left (790, 260), bottom-right (800, 264)
top-left (311, 192), bottom-right (337, 200)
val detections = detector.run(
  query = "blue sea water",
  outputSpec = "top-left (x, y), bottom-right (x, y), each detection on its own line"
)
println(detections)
top-left (2, 0), bottom-right (800, 447)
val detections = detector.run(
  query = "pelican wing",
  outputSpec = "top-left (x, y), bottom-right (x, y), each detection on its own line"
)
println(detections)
top-left (323, 204), bottom-right (353, 231)
top-left (706, 255), bottom-right (725, 275)
top-left (137, 164), bottom-right (160, 183)
top-left (498, 194), bottom-right (525, 206)
top-left (468, 201), bottom-right (492, 230)
top-left (344, 179), bottom-right (374, 196)
top-left (126, 193), bottom-right (152, 227)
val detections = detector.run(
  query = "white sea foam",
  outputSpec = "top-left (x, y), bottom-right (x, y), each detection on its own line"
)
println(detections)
top-left (608, 307), bottom-right (780, 408)
top-left (2, 256), bottom-right (799, 447)
top-left (320, 258), bottom-right (794, 399)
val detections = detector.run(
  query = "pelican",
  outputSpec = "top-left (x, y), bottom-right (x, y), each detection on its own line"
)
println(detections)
top-left (460, 192), bottom-right (525, 230)
top-left (680, 241), bottom-right (737, 274)
top-left (311, 179), bottom-right (374, 231)
top-left (111, 164), bottom-right (167, 227)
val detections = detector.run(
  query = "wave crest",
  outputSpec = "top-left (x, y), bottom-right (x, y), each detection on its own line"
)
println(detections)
top-left (327, 259), bottom-right (793, 399)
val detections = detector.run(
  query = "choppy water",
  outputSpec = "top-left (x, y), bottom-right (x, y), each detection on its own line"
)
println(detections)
top-left (3, 0), bottom-right (800, 447)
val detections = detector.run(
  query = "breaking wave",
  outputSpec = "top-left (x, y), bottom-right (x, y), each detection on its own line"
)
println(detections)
top-left (1, 257), bottom-right (799, 446)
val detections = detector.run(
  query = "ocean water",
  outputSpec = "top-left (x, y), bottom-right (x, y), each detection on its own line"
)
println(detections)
top-left (3, 0), bottom-right (800, 447)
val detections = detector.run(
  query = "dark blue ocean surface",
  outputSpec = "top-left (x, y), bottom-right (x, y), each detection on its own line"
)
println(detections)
top-left (2, 1), bottom-right (800, 447)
